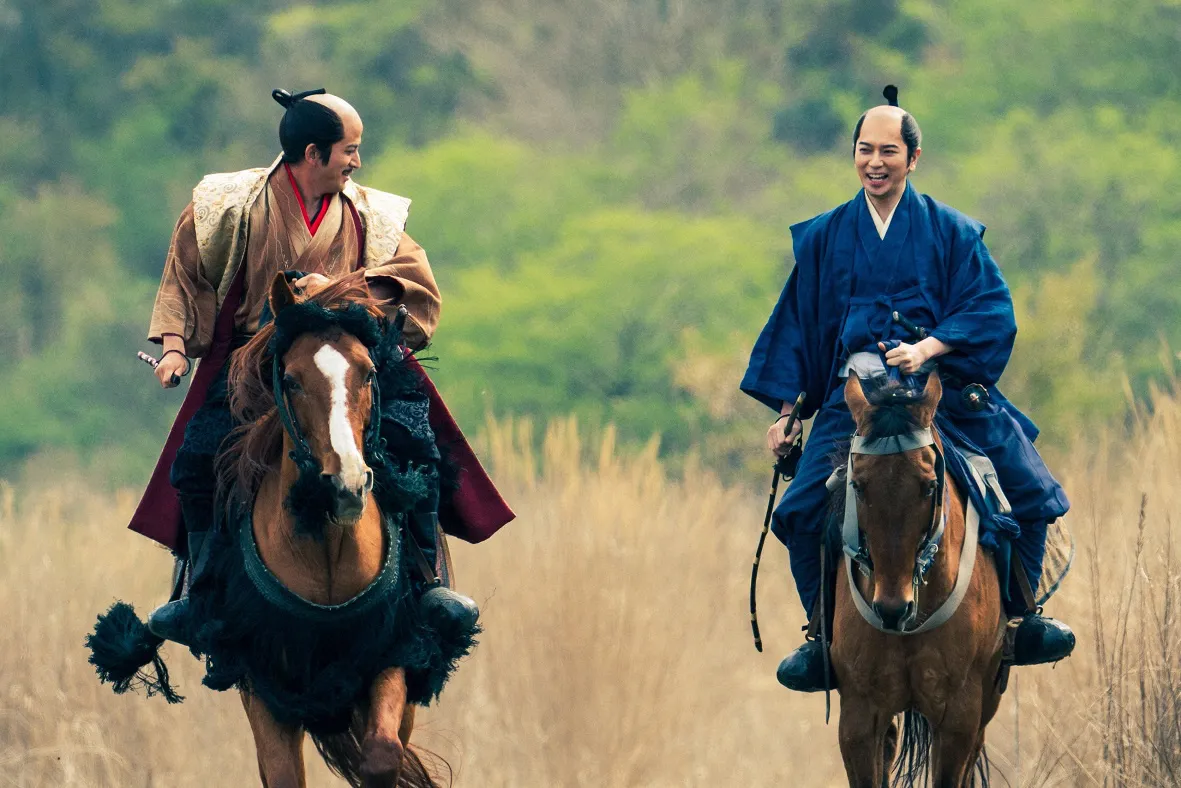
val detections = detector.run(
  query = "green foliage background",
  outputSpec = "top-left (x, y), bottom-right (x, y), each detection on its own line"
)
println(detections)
top-left (1, 0), bottom-right (1178, 482)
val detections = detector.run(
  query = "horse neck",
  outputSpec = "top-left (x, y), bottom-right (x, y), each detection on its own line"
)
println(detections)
top-left (252, 448), bottom-right (386, 606)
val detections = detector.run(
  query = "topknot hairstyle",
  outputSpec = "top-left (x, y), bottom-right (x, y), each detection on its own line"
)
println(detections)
top-left (851, 85), bottom-right (922, 162)
top-left (273, 88), bottom-right (344, 165)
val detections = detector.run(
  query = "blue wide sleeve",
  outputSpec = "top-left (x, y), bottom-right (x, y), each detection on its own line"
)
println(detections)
top-left (928, 218), bottom-right (1017, 387)
top-left (740, 218), bottom-right (827, 419)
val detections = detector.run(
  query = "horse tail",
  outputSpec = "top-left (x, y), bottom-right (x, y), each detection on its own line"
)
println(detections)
top-left (888, 711), bottom-right (993, 787)
top-left (312, 718), bottom-right (449, 788)
top-left (311, 725), bottom-right (366, 787)
top-left (890, 710), bottom-right (931, 787)
top-left (399, 746), bottom-right (449, 788)
top-left (85, 601), bottom-right (184, 703)
top-left (971, 744), bottom-right (992, 788)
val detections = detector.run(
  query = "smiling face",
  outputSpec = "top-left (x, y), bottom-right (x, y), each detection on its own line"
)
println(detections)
top-left (306, 96), bottom-right (363, 194)
top-left (311, 114), bottom-right (362, 194)
top-left (854, 107), bottom-right (920, 208)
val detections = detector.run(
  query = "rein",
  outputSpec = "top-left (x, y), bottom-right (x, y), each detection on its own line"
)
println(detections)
top-left (841, 426), bottom-right (980, 635)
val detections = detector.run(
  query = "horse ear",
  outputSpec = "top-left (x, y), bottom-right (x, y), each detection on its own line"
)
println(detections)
top-left (269, 273), bottom-right (297, 315)
top-left (845, 374), bottom-right (870, 430)
top-left (915, 371), bottom-right (943, 426)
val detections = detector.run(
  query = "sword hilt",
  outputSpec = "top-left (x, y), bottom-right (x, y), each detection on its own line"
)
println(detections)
top-left (891, 310), bottom-right (928, 341)
top-left (137, 351), bottom-right (180, 387)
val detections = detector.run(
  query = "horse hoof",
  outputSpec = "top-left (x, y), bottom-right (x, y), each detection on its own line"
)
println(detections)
top-left (360, 733), bottom-right (405, 778)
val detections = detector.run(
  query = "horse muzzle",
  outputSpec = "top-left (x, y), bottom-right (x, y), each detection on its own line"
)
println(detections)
top-left (872, 598), bottom-right (917, 632)
top-left (323, 470), bottom-right (374, 524)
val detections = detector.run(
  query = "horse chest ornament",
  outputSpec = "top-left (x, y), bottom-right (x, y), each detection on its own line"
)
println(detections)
top-left (840, 426), bottom-right (981, 635)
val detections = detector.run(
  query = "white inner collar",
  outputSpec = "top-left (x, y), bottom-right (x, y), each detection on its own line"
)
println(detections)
top-left (866, 192), bottom-right (898, 239)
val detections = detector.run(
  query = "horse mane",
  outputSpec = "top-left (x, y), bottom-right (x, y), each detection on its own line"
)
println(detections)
top-left (216, 272), bottom-right (387, 505)
top-left (859, 374), bottom-right (931, 441)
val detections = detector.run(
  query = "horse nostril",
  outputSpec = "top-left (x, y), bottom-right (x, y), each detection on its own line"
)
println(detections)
top-left (873, 600), bottom-right (913, 630)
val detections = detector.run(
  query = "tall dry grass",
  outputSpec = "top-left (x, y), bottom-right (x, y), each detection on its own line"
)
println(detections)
top-left (3, 388), bottom-right (1181, 786)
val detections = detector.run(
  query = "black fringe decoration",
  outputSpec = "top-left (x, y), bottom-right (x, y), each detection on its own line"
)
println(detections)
top-left (85, 602), bottom-right (184, 703)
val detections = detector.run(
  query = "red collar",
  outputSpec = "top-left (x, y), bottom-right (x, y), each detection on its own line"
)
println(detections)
top-left (283, 163), bottom-right (329, 235)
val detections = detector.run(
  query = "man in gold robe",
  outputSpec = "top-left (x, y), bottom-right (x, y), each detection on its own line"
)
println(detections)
top-left (136, 88), bottom-right (510, 644)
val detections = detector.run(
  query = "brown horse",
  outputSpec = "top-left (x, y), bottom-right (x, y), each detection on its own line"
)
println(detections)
top-left (219, 272), bottom-right (437, 787)
top-left (830, 372), bottom-right (1005, 788)
top-left (89, 271), bottom-right (467, 787)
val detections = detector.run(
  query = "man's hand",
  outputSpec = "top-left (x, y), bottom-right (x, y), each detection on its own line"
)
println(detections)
top-left (879, 341), bottom-right (929, 374)
top-left (766, 416), bottom-right (803, 456)
top-left (156, 334), bottom-right (189, 389)
top-left (879, 336), bottom-right (953, 374)
top-left (293, 273), bottom-right (331, 293)
top-left (155, 353), bottom-right (189, 388)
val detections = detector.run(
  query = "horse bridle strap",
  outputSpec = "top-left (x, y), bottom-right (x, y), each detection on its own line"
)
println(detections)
top-left (271, 338), bottom-right (386, 472)
top-left (849, 428), bottom-right (935, 456)
top-left (842, 427), bottom-right (980, 635)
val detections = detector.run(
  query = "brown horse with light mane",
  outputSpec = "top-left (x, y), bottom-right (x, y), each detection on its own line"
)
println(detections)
top-left (831, 372), bottom-right (1005, 788)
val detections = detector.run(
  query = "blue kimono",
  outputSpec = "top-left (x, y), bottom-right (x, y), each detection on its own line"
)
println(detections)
top-left (741, 183), bottom-right (1070, 614)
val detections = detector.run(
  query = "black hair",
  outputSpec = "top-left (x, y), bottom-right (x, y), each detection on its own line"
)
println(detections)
top-left (852, 85), bottom-right (922, 162)
top-left (273, 88), bottom-right (345, 165)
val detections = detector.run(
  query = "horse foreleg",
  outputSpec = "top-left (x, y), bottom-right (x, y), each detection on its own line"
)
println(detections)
top-left (838, 694), bottom-right (893, 788)
top-left (241, 690), bottom-right (307, 788)
top-left (360, 666), bottom-right (411, 787)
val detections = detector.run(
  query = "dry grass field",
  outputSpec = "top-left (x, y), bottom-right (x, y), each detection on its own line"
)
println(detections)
top-left (3, 391), bottom-right (1181, 786)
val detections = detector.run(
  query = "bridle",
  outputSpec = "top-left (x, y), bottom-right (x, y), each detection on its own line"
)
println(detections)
top-left (271, 345), bottom-right (385, 475)
top-left (267, 301), bottom-right (401, 475)
top-left (841, 425), bottom-right (980, 634)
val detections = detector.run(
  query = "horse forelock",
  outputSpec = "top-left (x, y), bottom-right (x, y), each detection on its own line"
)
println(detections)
top-left (860, 376), bottom-right (930, 441)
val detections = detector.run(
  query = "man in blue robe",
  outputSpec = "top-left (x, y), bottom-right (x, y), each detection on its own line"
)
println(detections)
top-left (741, 92), bottom-right (1075, 692)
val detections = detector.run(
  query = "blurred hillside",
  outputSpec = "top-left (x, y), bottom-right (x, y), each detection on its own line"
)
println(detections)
top-left (1, 0), bottom-right (1179, 480)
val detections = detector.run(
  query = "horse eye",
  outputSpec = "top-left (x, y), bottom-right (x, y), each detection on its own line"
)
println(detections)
top-left (365, 370), bottom-right (376, 385)
top-left (851, 480), bottom-right (864, 499)
top-left (283, 375), bottom-right (302, 393)
top-left (925, 479), bottom-right (938, 497)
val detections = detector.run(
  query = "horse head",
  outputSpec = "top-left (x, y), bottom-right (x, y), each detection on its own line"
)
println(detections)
top-left (222, 272), bottom-right (393, 536)
top-left (843, 371), bottom-right (943, 631)
top-left (267, 273), bottom-right (382, 530)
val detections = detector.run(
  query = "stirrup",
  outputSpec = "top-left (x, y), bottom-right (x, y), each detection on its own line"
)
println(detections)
top-left (147, 597), bottom-right (193, 646)
top-left (1002, 614), bottom-right (1075, 666)
top-left (776, 640), bottom-right (837, 693)
top-left (419, 585), bottom-right (480, 633)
